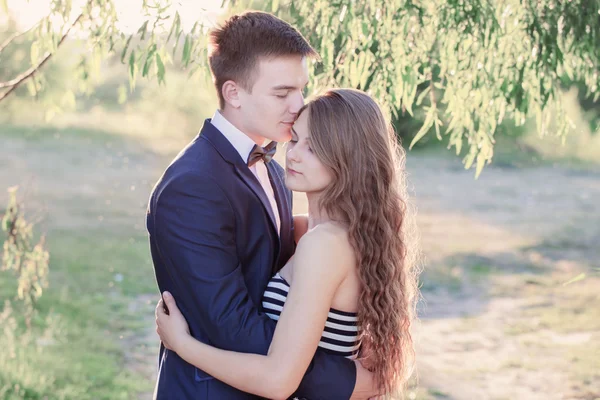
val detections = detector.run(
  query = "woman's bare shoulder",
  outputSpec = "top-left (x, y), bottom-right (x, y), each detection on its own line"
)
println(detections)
top-left (295, 222), bottom-right (354, 273)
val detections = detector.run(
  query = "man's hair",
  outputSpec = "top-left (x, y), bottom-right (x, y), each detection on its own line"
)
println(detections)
top-left (208, 11), bottom-right (318, 109)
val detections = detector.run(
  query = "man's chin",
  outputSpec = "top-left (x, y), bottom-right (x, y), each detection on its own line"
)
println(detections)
top-left (268, 131), bottom-right (292, 143)
top-left (279, 131), bottom-right (293, 142)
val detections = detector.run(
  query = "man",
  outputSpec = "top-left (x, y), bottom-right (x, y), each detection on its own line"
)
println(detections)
top-left (147, 11), bottom-right (374, 399)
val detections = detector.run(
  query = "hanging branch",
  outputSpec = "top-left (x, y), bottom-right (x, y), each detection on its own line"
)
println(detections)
top-left (0, 30), bottom-right (27, 53)
top-left (0, 12), bottom-right (84, 102)
top-left (0, 18), bottom-right (44, 54)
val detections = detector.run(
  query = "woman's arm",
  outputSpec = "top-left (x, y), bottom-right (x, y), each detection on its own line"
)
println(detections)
top-left (156, 226), bottom-right (352, 399)
top-left (293, 214), bottom-right (309, 244)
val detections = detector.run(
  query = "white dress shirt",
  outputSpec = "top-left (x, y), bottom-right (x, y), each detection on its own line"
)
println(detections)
top-left (211, 110), bottom-right (281, 234)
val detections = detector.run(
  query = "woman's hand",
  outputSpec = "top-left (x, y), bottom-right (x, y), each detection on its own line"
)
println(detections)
top-left (357, 339), bottom-right (377, 372)
top-left (155, 291), bottom-right (191, 353)
top-left (350, 359), bottom-right (382, 399)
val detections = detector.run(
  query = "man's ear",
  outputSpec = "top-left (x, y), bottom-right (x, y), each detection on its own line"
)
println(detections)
top-left (222, 80), bottom-right (241, 109)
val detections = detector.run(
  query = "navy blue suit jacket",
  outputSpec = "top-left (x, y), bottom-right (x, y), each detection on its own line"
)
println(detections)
top-left (146, 120), bottom-right (356, 399)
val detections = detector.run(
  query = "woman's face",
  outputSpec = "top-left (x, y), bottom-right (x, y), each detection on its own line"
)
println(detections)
top-left (285, 110), bottom-right (334, 194)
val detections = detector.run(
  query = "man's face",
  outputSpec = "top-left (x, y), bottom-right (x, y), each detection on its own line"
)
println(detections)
top-left (237, 55), bottom-right (309, 144)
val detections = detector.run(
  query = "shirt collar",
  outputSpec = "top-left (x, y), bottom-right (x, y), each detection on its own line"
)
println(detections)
top-left (210, 110), bottom-right (258, 164)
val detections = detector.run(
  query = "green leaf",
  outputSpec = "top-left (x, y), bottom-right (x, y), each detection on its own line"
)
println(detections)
top-left (143, 44), bottom-right (157, 77)
top-left (129, 50), bottom-right (137, 85)
top-left (26, 77), bottom-right (38, 96)
top-left (190, 21), bottom-right (199, 35)
top-left (416, 86), bottom-right (431, 106)
top-left (361, 21), bottom-right (370, 36)
top-left (562, 273), bottom-right (586, 286)
top-left (143, 57), bottom-right (153, 77)
top-left (475, 152), bottom-right (487, 179)
top-left (172, 28), bottom-right (183, 57)
top-left (117, 84), bottom-right (128, 104)
top-left (463, 149), bottom-right (477, 170)
top-left (535, 106), bottom-right (544, 137)
top-left (322, 41), bottom-right (334, 69)
top-left (271, 0), bottom-right (280, 12)
top-left (30, 41), bottom-right (40, 65)
top-left (410, 106), bottom-right (435, 149)
top-left (167, 12), bottom-right (181, 43)
top-left (358, 52), bottom-right (371, 89)
top-left (156, 54), bottom-right (165, 84)
top-left (349, 56), bottom-right (359, 87)
top-left (138, 20), bottom-right (149, 41)
top-left (434, 117), bottom-right (442, 140)
top-left (182, 35), bottom-right (191, 66)
top-left (121, 34), bottom-right (133, 63)
top-left (454, 134), bottom-right (463, 155)
top-left (402, 71), bottom-right (417, 116)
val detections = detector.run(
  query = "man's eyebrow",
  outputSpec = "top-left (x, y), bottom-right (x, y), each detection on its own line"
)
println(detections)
top-left (272, 85), bottom-right (296, 91)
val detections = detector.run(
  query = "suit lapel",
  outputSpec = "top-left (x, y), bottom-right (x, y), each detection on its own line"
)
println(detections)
top-left (199, 120), bottom-right (279, 236)
top-left (233, 164), bottom-right (279, 235)
top-left (267, 161), bottom-right (292, 273)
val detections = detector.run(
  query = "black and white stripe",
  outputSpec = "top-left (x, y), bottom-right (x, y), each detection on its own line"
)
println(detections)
top-left (262, 273), bottom-right (360, 358)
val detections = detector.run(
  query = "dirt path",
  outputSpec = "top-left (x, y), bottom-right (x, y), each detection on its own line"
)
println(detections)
top-left (404, 155), bottom-right (600, 400)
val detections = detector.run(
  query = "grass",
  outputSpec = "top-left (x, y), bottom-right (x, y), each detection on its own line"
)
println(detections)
top-left (0, 224), bottom-right (156, 399)
top-left (418, 264), bottom-right (464, 293)
top-left (507, 278), bottom-right (600, 334)
top-left (0, 125), bottom-right (162, 399)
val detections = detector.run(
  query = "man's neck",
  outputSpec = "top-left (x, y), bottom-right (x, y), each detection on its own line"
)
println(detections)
top-left (220, 108), bottom-right (265, 146)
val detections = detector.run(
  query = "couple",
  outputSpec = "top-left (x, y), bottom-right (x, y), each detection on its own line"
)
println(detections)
top-left (147, 10), bottom-right (419, 400)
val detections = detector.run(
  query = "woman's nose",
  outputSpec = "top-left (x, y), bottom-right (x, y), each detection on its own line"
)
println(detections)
top-left (286, 144), bottom-right (300, 162)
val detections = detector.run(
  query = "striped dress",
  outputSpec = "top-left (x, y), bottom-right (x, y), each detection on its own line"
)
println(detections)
top-left (261, 273), bottom-right (360, 358)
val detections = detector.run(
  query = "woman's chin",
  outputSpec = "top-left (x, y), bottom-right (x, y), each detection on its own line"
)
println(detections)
top-left (284, 177), bottom-right (303, 192)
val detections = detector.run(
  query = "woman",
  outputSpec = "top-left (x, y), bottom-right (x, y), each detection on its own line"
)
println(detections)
top-left (155, 89), bottom-right (420, 399)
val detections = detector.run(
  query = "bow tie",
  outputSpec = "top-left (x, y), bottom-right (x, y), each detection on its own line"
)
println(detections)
top-left (247, 141), bottom-right (277, 167)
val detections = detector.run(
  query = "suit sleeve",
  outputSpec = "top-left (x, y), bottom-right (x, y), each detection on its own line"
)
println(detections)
top-left (154, 171), bottom-right (274, 353)
top-left (153, 171), bottom-right (356, 398)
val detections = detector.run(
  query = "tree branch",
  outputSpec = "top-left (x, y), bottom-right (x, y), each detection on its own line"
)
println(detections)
top-left (0, 19), bottom-right (42, 53)
top-left (0, 13), bottom-right (84, 102)
top-left (0, 30), bottom-right (27, 54)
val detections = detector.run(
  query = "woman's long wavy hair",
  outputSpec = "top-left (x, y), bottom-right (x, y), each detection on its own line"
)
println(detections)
top-left (299, 89), bottom-right (421, 396)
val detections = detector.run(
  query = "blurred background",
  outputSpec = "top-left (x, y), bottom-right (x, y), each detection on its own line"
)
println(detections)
top-left (1, 0), bottom-right (599, 399)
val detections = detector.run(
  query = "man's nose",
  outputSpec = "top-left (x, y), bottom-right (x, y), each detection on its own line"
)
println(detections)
top-left (288, 90), bottom-right (304, 115)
